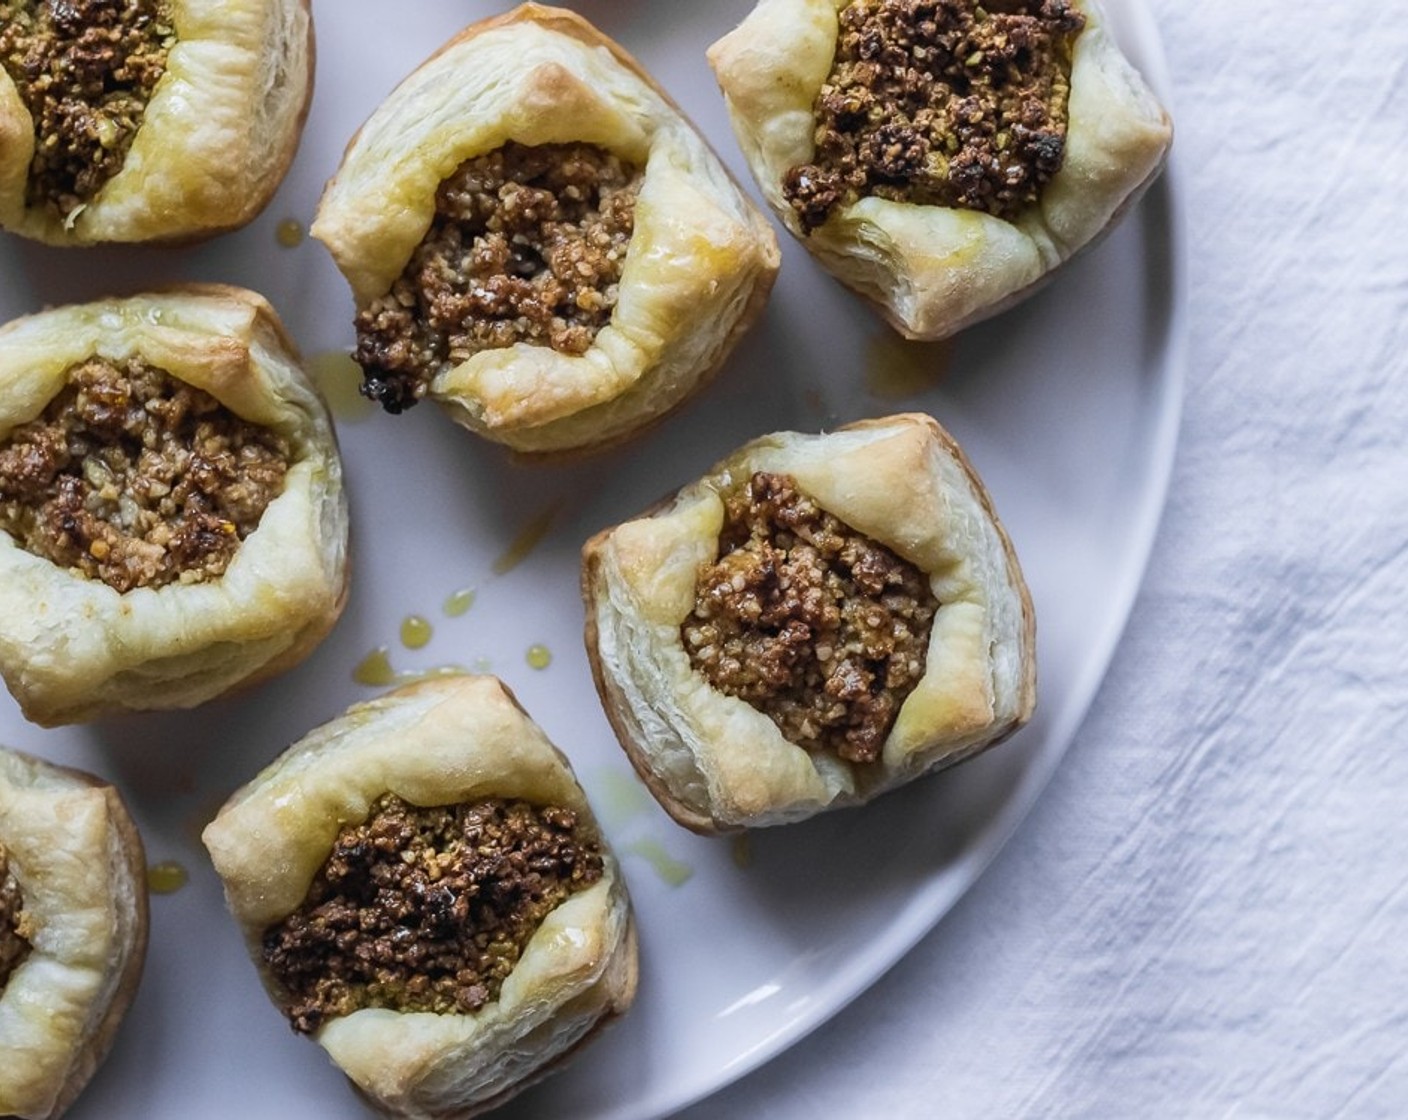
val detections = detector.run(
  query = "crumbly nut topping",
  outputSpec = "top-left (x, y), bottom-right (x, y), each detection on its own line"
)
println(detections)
top-left (353, 141), bottom-right (642, 414)
top-left (0, 356), bottom-right (291, 593)
top-left (682, 472), bottom-right (939, 764)
top-left (784, 0), bottom-right (1085, 232)
top-left (0, 0), bottom-right (176, 218)
top-left (0, 841), bottom-right (33, 992)
top-left (261, 795), bottom-right (605, 1034)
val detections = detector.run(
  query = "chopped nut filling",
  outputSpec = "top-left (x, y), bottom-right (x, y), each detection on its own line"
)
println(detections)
top-left (682, 472), bottom-right (938, 764)
top-left (784, 0), bottom-right (1085, 232)
top-left (353, 141), bottom-right (642, 414)
top-left (0, 0), bottom-right (176, 218)
top-left (262, 795), bottom-right (605, 1034)
top-left (0, 841), bottom-right (32, 993)
top-left (0, 356), bottom-right (291, 593)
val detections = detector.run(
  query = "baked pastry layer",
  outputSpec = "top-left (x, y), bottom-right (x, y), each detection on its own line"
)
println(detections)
top-left (203, 674), bottom-right (637, 1120)
top-left (313, 2), bottom-right (779, 455)
top-left (0, 745), bottom-right (147, 1120)
top-left (709, 0), bottom-right (1172, 340)
top-left (0, 285), bottom-right (349, 726)
top-left (583, 413), bottom-right (1036, 833)
top-left (0, 0), bottom-right (312, 245)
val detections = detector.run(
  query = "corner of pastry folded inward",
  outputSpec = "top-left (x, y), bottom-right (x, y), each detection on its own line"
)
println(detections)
top-left (313, 3), bottom-right (781, 456)
top-left (709, 0), bottom-right (1173, 340)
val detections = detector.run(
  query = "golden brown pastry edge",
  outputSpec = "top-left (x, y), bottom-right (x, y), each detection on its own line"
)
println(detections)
top-left (317, 2), bottom-right (780, 457)
top-left (0, 748), bottom-right (149, 1120)
top-left (581, 412), bottom-right (1038, 835)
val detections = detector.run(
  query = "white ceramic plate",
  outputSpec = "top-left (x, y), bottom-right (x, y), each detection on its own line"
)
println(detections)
top-left (0, 2), bottom-right (1183, 1117)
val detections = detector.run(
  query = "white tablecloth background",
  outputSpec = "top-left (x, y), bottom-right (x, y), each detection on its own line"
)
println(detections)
top-left (678, 2), bottom-right (1408, 1116)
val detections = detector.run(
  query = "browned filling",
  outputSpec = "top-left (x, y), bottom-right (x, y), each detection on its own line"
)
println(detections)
top-left (682, 472), bottom-right (938, 764)
top-left (261, 795), bottom-right (605, 1034)
top-left (784, 0), bottom-right (1085, 232)
top-left (0, 841), bottom-right (33, 993)
top-left (0, 356), bottom-right (291, 593)
top-left (353, 141), bottom-right (642, 414)
top-left (0, 0), bottom-right (176, 219)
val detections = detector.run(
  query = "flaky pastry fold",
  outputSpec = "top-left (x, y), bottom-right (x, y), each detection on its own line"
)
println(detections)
top-left (0, 746), bottom-right (147, 1120)
top-left (0, 285), bottom-right (348, 725)
top-left (203, 674), bottom-right (637, 1120)
top-left (314, 3), bottom-right (779, 455)
top-left (708, 0), bottom-right (1172, 339)
top-left (583, 412), bottom-right (1036, 833)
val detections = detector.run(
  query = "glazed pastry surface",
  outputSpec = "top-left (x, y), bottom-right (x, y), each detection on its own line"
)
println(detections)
top-left (0, 746), bottom-right (147, 1120)
top-left (0, 0), bottom-right (312, 245)
top-left (203, 674), bottom-right (637, 1120)
top-left (583, 413), bottom-right (1036, 833)
top-left (0, 285), bottom-right (349, 726)
top-left (314, 3), bottom-right (779, 455)
top-left (708, 0), bottom-right (1172, 339)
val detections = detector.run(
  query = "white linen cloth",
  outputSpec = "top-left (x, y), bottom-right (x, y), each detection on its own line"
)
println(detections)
top-left (678, 2), bottom-right (1408, 1116)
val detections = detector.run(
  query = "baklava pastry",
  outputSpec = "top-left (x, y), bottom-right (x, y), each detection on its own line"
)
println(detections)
top-left (0, 745), bottom-right (148, 1120)
top-left (312, 3), bottom-right (780, 456)
top-left (708, 0), bottom-right (1173, 339)
top-left (203, 674), bottom-right (637, 1120)
top-left (0, 0), bottom-right (313, 246)
top-left (0, 285), bottom-right (349, 726)
top-left (583, 413), bottom-right (1035, 833)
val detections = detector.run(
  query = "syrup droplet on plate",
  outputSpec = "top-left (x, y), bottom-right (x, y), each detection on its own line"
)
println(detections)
top-left (493, 504), bottom-right (559, 575)
top-left (275, 218), bottom-right (304, 248)
top-left (400, 615), bottom-right (432, 649)
top-left (443, 586), bottom-right (476, 617)
top-left (625, 839), bottom-right (693, 887)
top-left (593, 769), bottom-right (653, 829)
top-left (865, 334), bottom-right (953, 399)
top-left (352, 647), bottom-right (395, 687)
top-left (147, 861), bottom-right (189, 895)
top-left (730, 834), bottom-right (753, 870)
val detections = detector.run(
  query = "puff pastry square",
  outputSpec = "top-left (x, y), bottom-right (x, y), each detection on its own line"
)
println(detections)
top-left (709, 0), bottom-right (1172, 340)
top-left (313, 3), bottom-right (780, 456)
top-left (0, 0), bottom-right (313, 246)
top-left (0, 285), bottom-right (349, 726)
top-left (582, 413), bottom-right (1036, 833)
top-left (0, 745), bottom-right (147, 1120)
top-left (202, 674), bottom-right (638, 1120)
